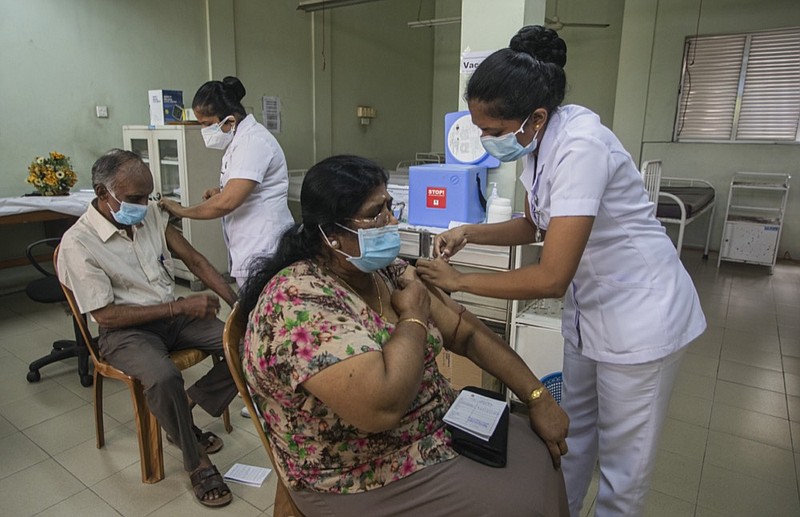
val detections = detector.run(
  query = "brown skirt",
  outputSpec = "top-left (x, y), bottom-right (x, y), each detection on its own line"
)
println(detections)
top-left (290, 413), bottom-right (569, 517)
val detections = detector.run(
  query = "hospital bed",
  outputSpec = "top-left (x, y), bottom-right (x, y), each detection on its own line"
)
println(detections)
top-left (641, 161), bottom-right (716, 260)
top-left (656, 177), bottom-right (716, 260)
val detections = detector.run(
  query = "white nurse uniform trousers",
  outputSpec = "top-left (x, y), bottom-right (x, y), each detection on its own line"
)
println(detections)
top-left (560, 341), bottom-right (686, 517)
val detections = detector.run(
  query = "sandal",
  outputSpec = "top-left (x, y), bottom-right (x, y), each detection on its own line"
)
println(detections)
top-left (190, 465), bottom-right (232, 508)
top-left (167, 425), bottom-right (224, 455)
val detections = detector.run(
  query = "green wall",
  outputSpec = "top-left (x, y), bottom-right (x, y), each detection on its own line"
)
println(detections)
top-left (324, 1), bottom-right (436, 169)
top-left (0, 0), bottom-right (209, 194)
top-left (614, 0), bottom-right (800, 257)
top-left (0, 0), bottom-right (438, 268)
top-left (233, 0), bottom-right (314, 169)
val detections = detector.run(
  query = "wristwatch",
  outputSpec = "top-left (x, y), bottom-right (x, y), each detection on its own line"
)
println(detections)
top-left (529, 386), bottom-right (546, 403)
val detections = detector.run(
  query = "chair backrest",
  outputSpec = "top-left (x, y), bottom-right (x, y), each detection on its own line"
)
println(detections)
top-left (53, 245), bottom-right (102, 364)
top-left (640, 160), bottom-right (663, 217)
top-left (223, 303), bottom-right (278, 463)
top-left (27, 237), bottom-right (61, 277)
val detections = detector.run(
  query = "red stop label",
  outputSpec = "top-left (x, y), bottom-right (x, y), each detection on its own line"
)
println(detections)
top-left (426, 187), bottom-right (447, 209)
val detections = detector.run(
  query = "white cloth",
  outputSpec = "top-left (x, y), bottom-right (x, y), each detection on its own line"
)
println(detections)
top-left (0, 191), bottom-right (94, 217)
top-left (57, 201), bottom-right (175, 314)
top-left (560, 340), bottom-right (686, 517)
top-left (520, 104), bottom-right (705, 364)
top-left (220, 114), bottom-right (294, 279)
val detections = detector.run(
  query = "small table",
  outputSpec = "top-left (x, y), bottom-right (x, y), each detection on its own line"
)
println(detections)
top-left (0, 191), bottom-right (93, 268)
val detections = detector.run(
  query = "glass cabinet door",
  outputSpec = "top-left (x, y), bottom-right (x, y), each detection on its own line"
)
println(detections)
top-left (129, 138), bottom-right (150, 164)
top-left (156, 138), bottom-right (181, 198)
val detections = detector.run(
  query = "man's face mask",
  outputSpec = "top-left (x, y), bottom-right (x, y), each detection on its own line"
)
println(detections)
top-left (107, 189), bottom-right (148, 226)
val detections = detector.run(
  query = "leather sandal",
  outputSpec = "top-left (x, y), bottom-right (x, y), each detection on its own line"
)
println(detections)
top-left (167, 425), bottom-right (224, 454)
top-left (190, 465), bottom-right (232, 508)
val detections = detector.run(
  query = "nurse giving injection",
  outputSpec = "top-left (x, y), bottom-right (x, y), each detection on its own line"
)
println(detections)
top-left (416, 25), bottom-right (705, 517)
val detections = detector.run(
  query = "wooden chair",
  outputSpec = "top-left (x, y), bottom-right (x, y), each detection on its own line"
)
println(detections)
top-left (54, 246), bottom-right (232, 484)
top-left (223, 303), bottom-right (305, 517)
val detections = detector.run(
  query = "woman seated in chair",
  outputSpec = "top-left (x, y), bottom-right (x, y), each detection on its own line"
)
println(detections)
top-left (239, 155), bottom-right (569, 516)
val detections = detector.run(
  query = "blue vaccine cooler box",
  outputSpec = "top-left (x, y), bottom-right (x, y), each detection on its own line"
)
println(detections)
top-left (408, 164), bottom-right (488, 228)
top-left (407, 110), bottom-right (498, 228)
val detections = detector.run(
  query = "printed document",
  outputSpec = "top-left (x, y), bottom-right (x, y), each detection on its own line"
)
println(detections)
top-left (223, 463), bottom-right (272, 487)
top-left (443, 390), bottom-right (507, 441)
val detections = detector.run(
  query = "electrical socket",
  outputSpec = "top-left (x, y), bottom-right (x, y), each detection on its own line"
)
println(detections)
top-left (95, 105), bottom-right (109, 118)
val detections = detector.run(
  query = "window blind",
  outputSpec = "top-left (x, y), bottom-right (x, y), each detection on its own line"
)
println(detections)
top-left (674, 27), bottom-right (800, 143)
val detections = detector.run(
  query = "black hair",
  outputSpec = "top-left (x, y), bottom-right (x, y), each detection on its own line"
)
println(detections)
top-left (91, 148), bottom-right (147, 191)
top-left (466, 25), bottom-right (567, 119)
top-left (192, 76), bottom-right (247, 119)
top-left (239, 155), bottom-right (389, 315)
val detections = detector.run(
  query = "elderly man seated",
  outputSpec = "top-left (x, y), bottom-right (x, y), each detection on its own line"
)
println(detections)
top-left (57, 149), bottom-right (238, 508)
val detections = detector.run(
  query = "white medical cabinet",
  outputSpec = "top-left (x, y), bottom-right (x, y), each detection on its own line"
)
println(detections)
top-left (718, 172), bottom-right (790, 272)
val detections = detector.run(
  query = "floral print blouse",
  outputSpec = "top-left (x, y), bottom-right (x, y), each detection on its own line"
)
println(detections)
top-left (243, 259), bottom-right (458, 494)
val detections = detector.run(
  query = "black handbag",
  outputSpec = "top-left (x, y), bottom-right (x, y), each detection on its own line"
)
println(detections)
top-left (446, 386), bottom-right (509, 468)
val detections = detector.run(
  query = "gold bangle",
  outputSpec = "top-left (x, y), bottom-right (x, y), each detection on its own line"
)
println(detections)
top-left (398, 318), bottom-right (427, 334)
top-left (168, 302), bottom-right (175, 319)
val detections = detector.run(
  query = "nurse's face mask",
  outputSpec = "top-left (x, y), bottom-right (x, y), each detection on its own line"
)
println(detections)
top-left (201, 115), bottom-right (235, 150)
top-left (480, 114), bottom-right (540, 162)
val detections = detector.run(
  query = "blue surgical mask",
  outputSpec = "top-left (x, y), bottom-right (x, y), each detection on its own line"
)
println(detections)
top-left (320, 224), bottom-right (402, 273)
top-left (480, 115), bottom-right (540, 162)
top-left (107, 190), bottom-right (148, 226)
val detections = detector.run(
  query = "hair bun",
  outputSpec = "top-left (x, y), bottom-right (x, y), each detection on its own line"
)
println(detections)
top-left (509, 25), bottom-right (567, 68)
top-left (222, 76), bottom-right (247, 102)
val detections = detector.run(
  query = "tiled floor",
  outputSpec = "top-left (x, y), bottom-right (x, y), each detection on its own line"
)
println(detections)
top-left (0, 250), bottom-right (799, 516)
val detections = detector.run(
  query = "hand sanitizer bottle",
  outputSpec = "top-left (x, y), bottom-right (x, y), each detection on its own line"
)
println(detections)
top-left (486, 182), bottom-right (512, 223)
top-left (485, 182), bottom-right (499, 223)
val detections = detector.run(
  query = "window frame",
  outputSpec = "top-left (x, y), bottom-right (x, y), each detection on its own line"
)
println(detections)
top-left (673, 26), bottom-right (800, 145)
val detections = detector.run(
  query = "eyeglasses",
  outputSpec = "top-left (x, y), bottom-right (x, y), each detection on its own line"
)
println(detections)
top-left (346, 199), bottom-right (403, 228)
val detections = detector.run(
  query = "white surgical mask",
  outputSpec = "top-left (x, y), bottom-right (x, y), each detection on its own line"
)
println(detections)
top-left (201, 116), bottom-right (235, 150)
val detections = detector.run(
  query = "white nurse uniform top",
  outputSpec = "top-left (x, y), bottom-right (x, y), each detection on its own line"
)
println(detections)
top-left (520, 105), bottom-right (706, 364)
top-left (220, 114), bottom-right (294, 279)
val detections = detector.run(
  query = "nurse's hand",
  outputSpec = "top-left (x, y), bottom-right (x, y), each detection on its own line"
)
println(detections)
top-left (416, 257), bottom-right (462, 293)
top-left (528, 393), bottom-right (570, 469)
top-left (158, 197), bottom-right (182, 216)
top-left (433, 227), bottom-right (468, 260)
top-left (202, 187), bottom-right (221, 200)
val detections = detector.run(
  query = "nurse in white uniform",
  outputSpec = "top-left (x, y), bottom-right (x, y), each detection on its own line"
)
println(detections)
top-left (160, 76), bottom-right (294, 287)
top-left (416, 26), bottom-right (706, 517)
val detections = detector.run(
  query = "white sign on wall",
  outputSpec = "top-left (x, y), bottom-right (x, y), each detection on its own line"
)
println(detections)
top-left (460, 49), bottom-right (493, 76)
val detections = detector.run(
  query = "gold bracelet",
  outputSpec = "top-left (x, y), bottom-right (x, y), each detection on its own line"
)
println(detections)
top-left (398, 318), bottom-right (427, 334)
top-left (168, 302), bottom-right (175, 319)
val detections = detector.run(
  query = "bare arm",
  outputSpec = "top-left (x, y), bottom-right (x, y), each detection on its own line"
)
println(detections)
top-left (419, 269), bottom-right (568, 467)
top-left (417, 215), bottom-right (594, 300)
top-left (91, 293), bottom-right (221, 329)
top-left (301, 271), bottom-right (432, 434)
top-left (165, 224), bottom-right (237, 307)
top-left (158, 178), bottom-right (256, 220)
